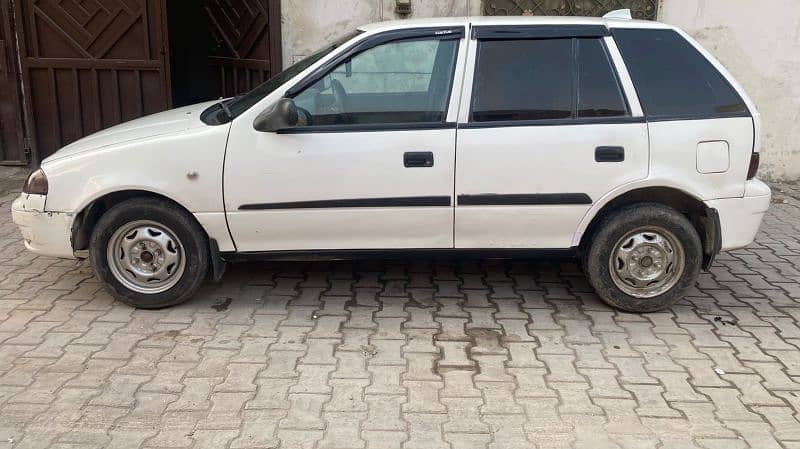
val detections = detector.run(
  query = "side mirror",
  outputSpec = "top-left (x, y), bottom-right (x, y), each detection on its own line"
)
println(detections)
top-left (253, 98), bottom-right (299, 132)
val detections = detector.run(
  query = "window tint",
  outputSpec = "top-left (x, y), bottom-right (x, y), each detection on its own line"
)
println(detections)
top-left (577, 38), bottom-right (628, 118)
top-left (471, 39), bottom-right (573, 122)
top-left (292, 38), bottom-right (458, 126)
top-left (612, 29), bottom-right (748, 119)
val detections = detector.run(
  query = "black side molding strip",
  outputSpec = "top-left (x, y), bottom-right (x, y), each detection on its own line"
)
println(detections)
top-left (222, 248), bottom-right (577, 262)
top-left (473, 25), bottom-right (609, 40)
top-left (458, 193), bottom-right (592, 206)
top-left (239, 196), bottom-right (452, 211)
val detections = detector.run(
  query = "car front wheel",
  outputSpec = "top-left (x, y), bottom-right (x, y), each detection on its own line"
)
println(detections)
top-left (584, 203), bottom-right (702, 313)
top-left (90, 198), bottom-right (209, 309)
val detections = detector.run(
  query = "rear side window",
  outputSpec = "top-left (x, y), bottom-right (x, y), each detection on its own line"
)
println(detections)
top-left (612, 29), bottom-right (748, 120)
top-left (470, 37), bottom-right (629, 123)
top-left (471, 39), bottom-right (573, 122)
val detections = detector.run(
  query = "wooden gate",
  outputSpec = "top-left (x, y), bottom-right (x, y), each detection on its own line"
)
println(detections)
top-left (0, 0), bottom-right (26, 164)
top-left (14, 0), bottom-right (171, 162)
top-left (204, 0), bottom-right (282, 98)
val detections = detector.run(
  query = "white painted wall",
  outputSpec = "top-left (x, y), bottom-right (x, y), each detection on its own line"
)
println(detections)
top-left (658, 0), bottom-right (800, 180)
top-left (278, 0), bottom-right (800, 180)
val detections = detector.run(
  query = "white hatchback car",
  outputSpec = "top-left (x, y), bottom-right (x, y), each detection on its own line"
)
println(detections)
top-left (12, 13), bottom-right (771, 313)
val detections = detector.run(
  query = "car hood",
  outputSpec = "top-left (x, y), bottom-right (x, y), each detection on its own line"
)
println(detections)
top-left (43, 101), bottom-right (219, 163)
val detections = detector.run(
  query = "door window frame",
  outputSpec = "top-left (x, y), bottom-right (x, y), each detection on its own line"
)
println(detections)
top-left (457, 24), bottom-right (644, 128)
top-left (280, 26), bottom-right (467, 134)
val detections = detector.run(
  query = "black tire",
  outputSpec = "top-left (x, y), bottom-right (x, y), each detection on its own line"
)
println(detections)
top-left (89, 198), bottom-right (209, 309)
top-left (583, 203), bottom-right (702, 313)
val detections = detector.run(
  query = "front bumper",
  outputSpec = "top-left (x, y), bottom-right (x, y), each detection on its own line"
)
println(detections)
top-left (706, 179), bottom-right (772, 251)
top-left (11, 194), bottom-right (76, 259)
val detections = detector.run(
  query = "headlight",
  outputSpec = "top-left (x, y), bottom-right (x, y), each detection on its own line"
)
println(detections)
top-left (23, 169), bottom-right (49, 195)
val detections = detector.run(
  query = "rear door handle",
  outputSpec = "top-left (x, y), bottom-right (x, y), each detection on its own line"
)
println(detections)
top-left (404, 151), bottom-right (434, 168)
top-left (595, 146), bottom-right (625, 162)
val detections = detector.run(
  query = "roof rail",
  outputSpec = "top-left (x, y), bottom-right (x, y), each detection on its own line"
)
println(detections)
top-left (603, 9), bottom-right (632, 20)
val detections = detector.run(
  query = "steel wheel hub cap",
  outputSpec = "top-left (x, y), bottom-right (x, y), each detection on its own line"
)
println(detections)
top-left (609, 227), bottom-right (685, 299)
top-left (107, 220), bottom-right (185, 294)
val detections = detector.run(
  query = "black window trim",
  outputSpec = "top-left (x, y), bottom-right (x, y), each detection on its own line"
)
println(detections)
top-left (280, 27), bottom-right (464, 135)
top-left (281, 26), bottom-right (464, 133)
top-left (610, 28), bottom-right (752, 122)
top-left (467, 33), bottom-right (633, 126)
top-left (277, 122), bottom-right (457, 134)
top-left (459, 116), bottom-right (645, 129)
top-left (644, 111), bottom-right (752, 122)
top-left (472, 25), bottom-right (610, 40)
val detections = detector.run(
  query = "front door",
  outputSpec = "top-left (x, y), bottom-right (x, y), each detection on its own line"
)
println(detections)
top-left (455, 28), bottom-right (649, 249)
top-left (224, 27), bottom-right (466, 252)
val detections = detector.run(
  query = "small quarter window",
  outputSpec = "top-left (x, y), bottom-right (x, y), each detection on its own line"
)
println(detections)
top-left (577, 38), bottom-right (628, 118)
top-left (612, 29), bottom-right (748, 120)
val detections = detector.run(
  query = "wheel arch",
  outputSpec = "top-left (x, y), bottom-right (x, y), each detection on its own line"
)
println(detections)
top-left (576, 185), bottom-right (720, 269)
top-left (71, 189), bottom-right (205, 254)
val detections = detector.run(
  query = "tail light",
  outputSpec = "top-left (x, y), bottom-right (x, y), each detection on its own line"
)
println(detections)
top-left (747, 152), bottom-right (760, 180)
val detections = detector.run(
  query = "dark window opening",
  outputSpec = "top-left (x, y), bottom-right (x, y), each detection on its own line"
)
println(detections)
top-left (166, 0), bottom-right (220, 108)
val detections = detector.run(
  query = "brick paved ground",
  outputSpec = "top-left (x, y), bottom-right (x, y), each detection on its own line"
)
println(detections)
top-left (1, 179), bottom-right (800, 449)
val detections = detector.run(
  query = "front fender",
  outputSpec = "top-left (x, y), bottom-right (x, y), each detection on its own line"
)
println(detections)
top-left (41, 125), bottom-right (230, 215)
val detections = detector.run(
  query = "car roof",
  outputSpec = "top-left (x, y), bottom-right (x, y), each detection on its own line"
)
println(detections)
top-left (357, 16), bottom-right (673, 33)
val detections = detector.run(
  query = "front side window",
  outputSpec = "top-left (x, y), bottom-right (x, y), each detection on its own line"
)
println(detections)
top-left (612, 29), bottom-right (748, 120)
top-left (292, 38), bottom-right (459, 126)
top-left (470, 37), bottom-right (629, 123)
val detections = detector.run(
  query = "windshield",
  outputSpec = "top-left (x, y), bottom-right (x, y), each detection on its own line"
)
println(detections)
top-left (201, 30), bottom-right (363, 125)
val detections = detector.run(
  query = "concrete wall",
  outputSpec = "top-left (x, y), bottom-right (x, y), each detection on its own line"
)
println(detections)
top-left (279, 0), bottom-right (800, 180)
top-left (658, 0), bottom-right (800, 180)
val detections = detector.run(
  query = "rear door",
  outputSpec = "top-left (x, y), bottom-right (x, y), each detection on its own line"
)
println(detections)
top-left (454, 26), bottom-right (649, 249)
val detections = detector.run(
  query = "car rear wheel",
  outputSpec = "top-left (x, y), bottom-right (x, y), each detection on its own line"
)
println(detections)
top-left (584, 203), bottom-right (702, 313)
top-left (90, 198), bottom-right (209, 309)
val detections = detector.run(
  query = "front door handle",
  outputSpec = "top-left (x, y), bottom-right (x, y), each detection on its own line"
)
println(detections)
top-left (404, 151), bottom-right (434, 168)
top-left (595, 146), bottom-right (625, 162)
